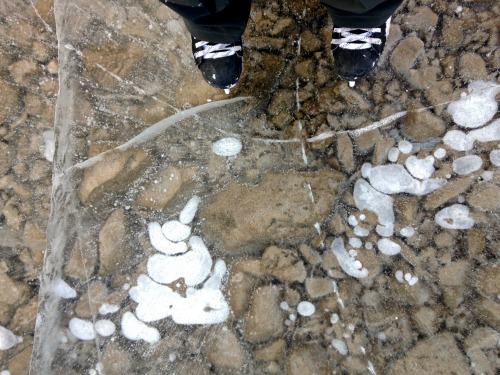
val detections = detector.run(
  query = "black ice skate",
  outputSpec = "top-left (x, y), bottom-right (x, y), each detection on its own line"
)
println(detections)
top-left (191, 36), bottom-right (243, 90)
top-left (331, 18), bottom-right (391, 82)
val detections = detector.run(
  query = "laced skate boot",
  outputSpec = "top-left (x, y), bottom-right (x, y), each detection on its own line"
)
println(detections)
top-left (331, 18), bottom-right (391, 81)
top-left (191, 36), bottom-right (243, 90)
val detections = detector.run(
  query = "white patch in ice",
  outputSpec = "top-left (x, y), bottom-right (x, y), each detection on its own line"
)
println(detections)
top-left (447, 81), bottom-right (500, 128)
top-left (212, 137), bottom-right (242, 157)
top-left (481, 171), bottom-right (493, 181)
top-left (330, 313), bottom-right (339, 324)
top-left (52, 278), bottom-right (77, 299)
top-left (490, 149), bottom-right (500, 166)
top-left (453, 155), bottom-right (482, 175)
top-left (1, 371), bottom-right (11, 375)
top-left (354, 226), bottom-right (369, 237)
top-left (280, 301), bottom-right (290, 311)
top-left (148, 222), bottom-right (188, 255)
top-left (365, 242), bottom-right (373, 250)
top-left (376, 223), bottom-right (394, 237)
top-left (297, 301), bottom-right (315, 317)
top-left (377, 238), bottom-right (401, 256)
top-left (42, 130), bottom-right (55, 162)
top-left (161, 220), bottom-right (191, 242)
top-left (348, 215), bottom-right (358, 226)
top-left (433, 148), bottom-right (446, 159)
top-left (405, 155), bottom-right (435, 179)
top-left (147, 236), bottom-right (212, 286)
top-left (289, 314), bottom-right (297, 321)
top-left (443, 130), bottom-right (473, 151)
top-left (99, 303), bottom-right (120, 315)
top-left (398, 140), bottom-right (413, 154)
top-left (349, 237), bottom-right (362, 248)
top-left (400, 226), bottom-right (415, 237)
top-left (359, 214), bottom-right (366, 220)
top-left (353, 179), bottom-right (394, 226)
top-left (94, 320), bottom-right (116, 337)
top-left (349, 249), bottom-right (358, 257)
top-left (0, 325), bottom-right (22, 350)
top-left (179, 196), bottom-right (201, 224)
top-left (69, 318), bottom-right (95, 341)
top-left (435, 204), bottom-right (474, 229)
top-left (121, 312), bottom-right (160, 344)
top-left (331, 238), bottom-right (369, 278)
top-left (395, 270), bottom-right (404, 283)
top-left (363, 163), bottom-right (445, 195)
top-left (331, 339), bottom-right (348, 355)
top-left (388, 147), bottom-right (400, 162)
top-left (442, 119), bottom-right (500, 151)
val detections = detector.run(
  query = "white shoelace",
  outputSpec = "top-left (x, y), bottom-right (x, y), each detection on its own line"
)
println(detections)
top-left (331, 27), bottom-right (382, 50)
top-left (193, 41), bottom-right (241, 60)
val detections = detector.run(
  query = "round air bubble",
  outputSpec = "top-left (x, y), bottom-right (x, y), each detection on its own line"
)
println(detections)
top-left (348, 215), bottom-right (358, 226)
top-left (349, 237), bottom-right (362, 248)
top-left (280, 301), bottom-right (289, 310)
top-left (331, 339), bottom-right (348, 355)
top-left (434, 148), bottom-right (446, 159)
top-left (398, 140), bottom-right (413, 154)
top-left (330, 313), bottom-right (339, 324)
top-left (69, 318), bottom-right (95, 341)
top-left (377, 238), bottom-right (401, 256)
top-left (161, 220), bottom-right (191, 242)
top-left (490, 150), bottom-right (500, 166)
top-left (388, 147), bottom-right (400, 162)
top-left (297, 301), bottom-right (315, 317)
top-left (400, 226), bottom-right (415, 237)
top-left (212, 137), bottom-right (242, 157)
top-left (94, 320), bottom-right (116, 337)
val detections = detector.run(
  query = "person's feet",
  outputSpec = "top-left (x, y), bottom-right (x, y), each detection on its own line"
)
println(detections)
top-left (330, 18), bottom-right (391, 81)
top-left (191, 36), bottom-right (243, 89)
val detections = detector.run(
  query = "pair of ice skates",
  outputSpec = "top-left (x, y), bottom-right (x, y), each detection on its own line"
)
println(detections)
top-left (192, 19), bottom-right (391, 89)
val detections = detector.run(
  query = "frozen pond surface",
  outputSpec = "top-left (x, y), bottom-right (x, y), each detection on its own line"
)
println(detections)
top-left (0, 0), bottom-right (499, 374)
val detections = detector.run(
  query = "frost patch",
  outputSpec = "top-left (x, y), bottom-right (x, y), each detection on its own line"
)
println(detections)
top-left (331, 238), bottom-right (369, 279)
top-left (0, 325), bottom-right (22, 350)
top-left (452, 155), bottom-right (482, 175)
top-left (435, 204), bottom-right (474, 229)
top-left (447, 81), bottom-right (500, 128)
top-left (212, 137), bottom-right (242, 157)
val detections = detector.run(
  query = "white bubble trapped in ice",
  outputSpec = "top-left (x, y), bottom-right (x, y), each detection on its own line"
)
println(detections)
top-left (400, 226), bottom-right (415, 237)
top-left (121, 312), bottom-right (160, 344)
top-left (42, 129), bottom-right (55, 162)
top-left (331, 237), bottom-right (369, 278)
top-left (353, 179), bottom-right (394, 227)
top-left (94, 320), bottom-right (116, 337)
top-left (481, 171), bottom-right (493, 181)
top-left (348, 215), bottom-right (358, 226)
top-left (434, 148), bottom-right (446, 159)
top-left (147, 236), bottom-right (212, 286)
top-left (0, 325), bottom-right (22, 350)
top-left (365, 242), bottom-right (373, 250)
top-left (354, 225), bottom-right (370, 237)
top-left (52, 278), bottom-right (77, 299)
top-left (148, 222), bottom-right (188, 255)
top-left (99, 303), bottom-right (120, 315)
top-left (330, 313), bottom-right (339, 324)
top-left (447, 80), bottom-right (500, 128)
top-left (388, 147), bottom-right (400, 162)
top-left (331, 339), bottom-right (348, 355)
top-left (297, 301), bottom-right (316, 316)
top-left (363, 163), bottom-right (445, 196)
top-left (212, 137), bottom-right (242, 157)
top-left (405, 155), bottom-right (435, 180)
top-left (179, 196), bottom-right (201, 224)
top-left (280, 301), bottom-right (290, 311)
top-left (490, 149), bottom-right (500, 166)
top-left (376, 223), bottom-right (394, 237)
top-left (161, 220), bottom-right (191, 242)
top-left (398, 140), bottom-right (413, 154)
top-left (377, 238), bottom-right (401, 256)
top-left (435, 204), bottom-right (474, 229)
top-left (349, 237), bottom-right (362, 248)
top-left (395, 270), bottom-right (404, 283)
top-left (69, 318), bottom-right (95, 341)
top-left (452, 155), bottom-right (483, 175)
